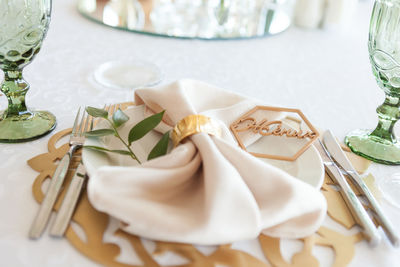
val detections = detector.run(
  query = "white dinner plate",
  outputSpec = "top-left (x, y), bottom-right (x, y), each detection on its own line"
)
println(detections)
top-left (83, 105), bottom-right (324, 188)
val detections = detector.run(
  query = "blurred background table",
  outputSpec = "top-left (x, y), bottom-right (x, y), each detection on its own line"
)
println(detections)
top-left (0, 0), bottom-right (399, 266)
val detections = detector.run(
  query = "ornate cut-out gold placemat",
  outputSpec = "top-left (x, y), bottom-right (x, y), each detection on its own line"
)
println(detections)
top-left (28, 103), bottom-right (377, 267)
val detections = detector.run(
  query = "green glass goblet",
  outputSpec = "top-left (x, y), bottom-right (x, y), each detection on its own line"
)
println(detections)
top-left (345, 0), bottom-right (400, 165)
top-left (0, 0), bottom-right (56, 143)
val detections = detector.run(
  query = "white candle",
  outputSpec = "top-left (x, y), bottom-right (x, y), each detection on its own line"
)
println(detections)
top-left (294, 0), bottom-right (326, 29)
top-left (323, 0), bottom-right (359, 29)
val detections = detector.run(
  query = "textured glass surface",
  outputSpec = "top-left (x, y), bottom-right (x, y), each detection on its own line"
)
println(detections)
top-left (0, 0), bottom-right (49, 71)
top-left (0, 0), bottom-right (56, 142)
top-left (346, 0), bottom-right (400, 165)
top-left (369, 0), bottom-right (400, 97)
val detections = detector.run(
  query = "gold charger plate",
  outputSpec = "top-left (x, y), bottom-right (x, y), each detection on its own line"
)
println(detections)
top-left (28, 102), bottom-right (375, 267)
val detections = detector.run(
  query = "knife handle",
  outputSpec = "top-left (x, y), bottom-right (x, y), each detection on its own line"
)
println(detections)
top-left (325, 164), bottom-right (381, 246)
top-left (29, 152), bottom-right (71, 239)
top-left (50, 171), bottom-right (85, 237)
top-left (347, 171), bottom-right (400, 247)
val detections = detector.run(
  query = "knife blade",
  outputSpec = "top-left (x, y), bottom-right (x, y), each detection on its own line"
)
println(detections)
top-left (314, 140), bottom-right (381, 246)
top-left (29, 154), bottom-right (70, 239)
top-left (323, 130), bottom-right (399, 247)
top-left (50, 163), bottom-right (86, 237)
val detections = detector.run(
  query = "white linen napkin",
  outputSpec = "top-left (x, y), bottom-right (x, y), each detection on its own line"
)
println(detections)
top-left (88, 79), bottom-right (327, 245)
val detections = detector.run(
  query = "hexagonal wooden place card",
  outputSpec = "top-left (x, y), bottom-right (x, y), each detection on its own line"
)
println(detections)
top-left (230, 106), bottom-right (319, 161)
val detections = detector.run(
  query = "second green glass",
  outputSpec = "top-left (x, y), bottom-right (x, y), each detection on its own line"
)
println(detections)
top-left (346, 0), bottom-right (400, 165)
top-left (0, 0), bottom-right (56, 143)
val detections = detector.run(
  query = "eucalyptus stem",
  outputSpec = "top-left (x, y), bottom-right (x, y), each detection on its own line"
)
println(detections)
top-left (107, 119), bottom-right (142, 164)
top-left (85, 106), bottom-right (168, 164)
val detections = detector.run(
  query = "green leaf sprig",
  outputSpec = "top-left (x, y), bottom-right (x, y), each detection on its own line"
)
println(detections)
top-left (84, 107), bottom-right (170, 164)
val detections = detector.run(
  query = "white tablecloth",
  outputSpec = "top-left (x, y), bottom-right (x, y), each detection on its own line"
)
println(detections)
top-left (1, 0), bottom-right (399, 266)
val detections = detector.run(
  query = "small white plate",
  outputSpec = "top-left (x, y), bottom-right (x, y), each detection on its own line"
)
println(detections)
top-left (93, 60), bottom-right (162, 90)
top-left (83, 105), bottom-right (324, 189)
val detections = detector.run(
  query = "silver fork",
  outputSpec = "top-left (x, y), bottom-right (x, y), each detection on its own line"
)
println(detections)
top-left (29, 107), bottom-right (93, 239)
top-left (48, 104), bottom-right (119, 237)
top-left (49, 106), bottom-right (125, 237)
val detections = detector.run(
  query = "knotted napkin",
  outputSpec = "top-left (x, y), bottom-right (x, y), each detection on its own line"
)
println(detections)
top-left (88, 79), bottom-right (327, 245)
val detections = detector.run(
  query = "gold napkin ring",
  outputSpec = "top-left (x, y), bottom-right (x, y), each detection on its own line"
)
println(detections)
top-left (171, 115), bottom-right (222, 147)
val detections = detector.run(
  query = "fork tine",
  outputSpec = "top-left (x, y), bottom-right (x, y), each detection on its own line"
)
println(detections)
top-left (104, 104), bottom-right (111, 119)
top-left (91, 105), bottom-right (107, 128)
top-left (71, 107), bottom-right (81, 135)
top-left (112, 104), bottom-right (121, 117)
top-left (115, 103), bottom-right (121, 113)
top-left (110, 104), bottom-right (117, 116)
top-left (88, 115), bottom-right (94, 132)
top-left (105, 104), bottom-right (111, 113)
top-left (83, 112), bottom-right (92, 134)
top-left (77, 106), bottom-right (86, 135)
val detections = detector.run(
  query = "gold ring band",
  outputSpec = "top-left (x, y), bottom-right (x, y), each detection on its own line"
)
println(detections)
top-left (171, 115), bottom-right (222, 147)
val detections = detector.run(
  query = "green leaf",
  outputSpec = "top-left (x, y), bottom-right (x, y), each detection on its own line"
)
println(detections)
top-left (148, 131), bottom-right (170, 161)
top-left (84, 145), bottom-right (133, 156)
top-left (85, 129), bottom-right (115, 137)
top-left (86, 106), bottom-right (108, 118)
top-left (128, 110), bottom-right (165, 145)
top-left (112, 109), bottom-right (129, 128)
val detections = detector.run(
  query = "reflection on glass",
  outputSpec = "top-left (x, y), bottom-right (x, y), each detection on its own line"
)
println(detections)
top-left (103, 0), bottom-right (144, 29)
top-left (79, 0), bottom-right (97, 12)
top-left (78, 0), bottom-right (294, 39)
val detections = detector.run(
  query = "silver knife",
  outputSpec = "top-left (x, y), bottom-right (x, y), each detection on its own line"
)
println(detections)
top-left (29, 155), bottom-right (70, 239)
top-left (315, 140), bottom-right (381, 246)
top-left (323, 130), bottom-right (400, 247)
top-left (50, 163), bottom-right (86, 237)
top-left (29, 107), bottom-right (91, 239)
